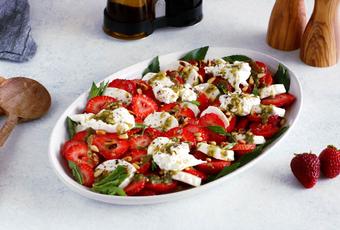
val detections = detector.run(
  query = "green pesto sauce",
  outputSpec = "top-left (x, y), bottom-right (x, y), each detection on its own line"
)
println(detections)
top-left (92, 110), bottom-right (115, 124)
top-left (260, 105), bottom-right (273, 123)
top-left (149, 72), bottom-right (167, 85)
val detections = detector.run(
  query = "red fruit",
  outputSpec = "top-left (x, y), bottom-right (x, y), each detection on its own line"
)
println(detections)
top-left (207, 130), bottom-right (227, 144)
top-left (235, 117), bottom-right (249, 131)
top-left (124, 177), bottom-right (147, 196)
top-left (192, 151), bottom-right (208, 160)
top-left (108, 79), bottom-right (137, 95)
top-left (232, 143), bottom-right (256, 156)
top-left (72, 131), bottom-right (88, 142)
top-left (130, 135), bottom-right (152, 150)
top-left (129, 149), bottom-right (148, 162)
top-left (131, 94), bottom-right (158, 119)
top-left (133, 80), bottom-right (156, 100)
top-left (290, 153), bottom-right (320, 188)
top-left (182, 128), bottom-right (196, 145)
top-left (78, 163), bottom-right (95, 187)
top-left (144, 127), bottom-right (163, 139)
top-left (183, 125), bottom-right (209, 142)
top-left (63, 141), bottom-right (91, 166)
top-left (138, 161), bottom-right (151, 174)
top-left (199, 113), bottom-right (226, 128)
top-left (226, 116), bottom-right (237, 132)
top-left (319, 146), bottom-right (340, 178)
top-left (184, 168), bottom-right (207, 181)
top-left (197, 93), bottom-right (209, 111)
top-left (256, 61), bottom-right (273, 87)
top-left (165, 127), bottom-right (196, 145)
top-left (145, 180), bottom-right (178, 193)
top-left (137, 189), bottom-right (157, 196)
top-left (195, 160), bottom-right (231, 174)
top-left (261, 93), bottom-right (296, 107)
top-left (92, 133), bottom-right (129, 160)
top-left (248, 114), bottom-right (281, 125)
top-left (177, 107), bottom-right (195, 120)
top-left (85, 96), bottom-right (117, 114)
top-left (250, 123), bottom-right (279, 138)
top-left (159, 102), bottom-right (178, 113)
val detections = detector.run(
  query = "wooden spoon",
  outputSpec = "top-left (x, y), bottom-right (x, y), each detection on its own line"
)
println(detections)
top-left (0, 77), bottom-right (51, 146)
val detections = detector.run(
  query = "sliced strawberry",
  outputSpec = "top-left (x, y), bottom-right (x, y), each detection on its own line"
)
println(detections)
top-left (78, 163), bottom-right (95, 187)
top-left (62, 140), bottom-right (84, 156)
top-left (232, 143), bottom-right (256, 156)
top-left (144, 127), bottom-right (163, 139)
top-left (159, 102), bottom-right (178, 113)
top-left (199, 113), bottom-right (226, 128)
top-left (137, 189), bottom-right (157, 196)
top-left (85, 96), bottom-right (117, 114)
top-left (195, 160), bottom-right (231, 174)
top-left (255, 61), bottom-right (273, 87)
top-left (182, 128), bottom-right (196, 145)
top-left (211, 77), bottom-right (234, 93)
top-left (261, 93), bottom-right (296, 107)
top-left (108, 79), bottom-right (137, 94)
top-left (177, 107), bottom-right (195, 120)
top-left (63, 141), bottom-right (91, 166)
top-left (129, 149), bottom-right (148, 162)
top-left (164, 127), bottom-right (182, 138)
top-left (183, 125), bottom-right (209, 142)
top-left (138, 161), bottom-right (151, 174)
top-left (184, 168), bottom-right (207, 181)
top-left (130, 135), bottom-right (152, 150)
top-left (131, 94), bottom-right (158, 119)
top-left (192, 151), bottom-right (208, 160)
top-left (124, 176), bottom-right (146, 196)
top-left (226, 116), bottom-right (237, 132)
top-left (92, 133), bottom-right (129, 160)
top-left (207, 130), bottom-right (227, 144)
top-left (145, 180), bottom-right (178, 193)
top-left (197, 93), bottom-right (209, 111)
top-left (236, 117), bottom-right (249, 131)
top-left (72, 130), bottom-right (88, 142)
top-left (133, 80), bottom-right (156, 100)
top-left (250, 123), bottom-right (279, 138)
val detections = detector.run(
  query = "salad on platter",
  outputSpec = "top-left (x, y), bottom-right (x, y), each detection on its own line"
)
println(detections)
top-left (61, 46), bottom-right (296, 196)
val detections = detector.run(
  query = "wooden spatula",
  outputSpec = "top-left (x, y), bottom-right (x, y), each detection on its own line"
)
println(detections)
top-left (0, 77), bottom-right (51, 146)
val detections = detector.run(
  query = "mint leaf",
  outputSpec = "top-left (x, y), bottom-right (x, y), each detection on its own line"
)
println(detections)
top-left (68, 161), bottom-right (83, 185)
top-left (142, 56), bottom-right (160, 76)
top-left (207, 125), bottom-right (227, 135)
top-left (222, 55), bottom-right (252, 63)
top-left (88, 81), bottom-right (108, 99)
top-left (66, 117), bottom-right (77, 139)
top-left (273, 64), bottom-right (290, 91)
top-left (180, 46), bottom-right (209, 62)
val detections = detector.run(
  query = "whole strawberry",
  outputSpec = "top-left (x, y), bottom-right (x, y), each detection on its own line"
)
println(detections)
top-left (319, 145), bottom-right (340, 178)
top-left (290, 153), bottom-right (320, 188)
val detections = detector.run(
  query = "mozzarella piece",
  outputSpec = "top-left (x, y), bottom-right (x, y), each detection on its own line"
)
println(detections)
top-left (200, 106), bottom-right (230, 128)
top-left (70, 108), bottom-right (135, 134)
top-left (153, 86), bottom-right (179, 104)
top-left (94, 159), bottom-right (136, 189)
top-left (197, 142), bottom-right (234, 161)
top-left (178, 61), bottom-right (200, 86)
top-left (103, 87), bottom-right (132, 105)
top-left (144, 112), bottom-right (179, 131)
top-left (252, 104), bottom-right (286, 117)
top-left (181, 102), bottom-right (200, 117)
top-left (233, 133), bottom-right (266, 145)
top-left (204, 60), bottom-right (251, 93)
top-left (219, 93), bottom-right (261, 116)
top-left (259, 84), bottom-right (286, 99)
top-left (147, 137), bottom-right (205, 171)
top-left (180, 86), bottom-right (197, 102)
top-left (194, 83), bottom-right (220, 101)
top-left (142, 72), bottom-right (174, 88)
top-left (172, 171), bottom-right (202, 187)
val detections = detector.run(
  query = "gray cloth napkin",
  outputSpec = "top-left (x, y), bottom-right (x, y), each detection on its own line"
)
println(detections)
top-left (0, 0), bottom-right (36, 62)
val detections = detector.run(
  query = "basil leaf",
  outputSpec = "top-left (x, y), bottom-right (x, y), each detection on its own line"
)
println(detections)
top-left (88, 81), bottom-right (108, 99)
top-left (66, 117), bottom-right (77, 139)
top-left (180, 46), bottom-right (209, 62)
top-left (274, 64), bottom-right (290, 91)
top-left (207, 125), bottom-right (227, 135)
top-left (142, 56), bottom-right (160, 76)
top-left (68, 161), bottom-right (83, 185)
top-left (222, 55), bottom-right (252, 63)
top-left (214, 162), bottom-right (241, 180)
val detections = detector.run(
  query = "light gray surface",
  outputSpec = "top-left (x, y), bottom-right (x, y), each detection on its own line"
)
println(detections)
top-left (0, 0), bottom-right (339, 229)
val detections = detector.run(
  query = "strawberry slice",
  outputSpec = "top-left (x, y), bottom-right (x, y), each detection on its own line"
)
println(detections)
top-left (133, 80), bottom-right (156, 100)
top-left (197, 93), bottom-right (209, 111)
top-left (130, 135), bottom-right (152, 150)
top-left (159, 102), bottom-right (178, 113)
top-left (250, 123), bottom-right (279, 138)
top-left (129, 149), bottom-right (148, 162)
top-left (72, 130), bottom-right (88, 142)
top-left (261, 93), bottom-right (296, 107)
top-left (207, 130), bottom-right (227, 144)
top-left (108, 79), bottom-right (137, 95)
top-left (226, 116), bottom-right (237, 132)
top-left (131, 94), bottom-right (158, 119)
top-left (198, 113), bottom-right (226, 128)
top-left (145, 180), bottom-right (178, 193)
top-left (78, 163), bottom-right (95, 187)
top-left (63, 140), bottom-right (91, 166)
top-left (195, 160), bottom-right (231, 174)
top-left (255, 61), bottom-right (273, 87)
top-left (144, 127), bottom-right (163, 139)
top-left (232, 143), bottom-right (256, 156)
top-left (183, 125), bottom-right (209, 142)
top-left (137, 189), bottom-right (157, 196)
top-left (85, 95), bottom-right (117, 114)
top-left (92, 133), bottom-right (129, 160)
top-left (124, 176), bottom-right (147, 196)
top-left (184, 168), bottom-right (207, 181)
top-left (235, 117), bottom-right (249, 131)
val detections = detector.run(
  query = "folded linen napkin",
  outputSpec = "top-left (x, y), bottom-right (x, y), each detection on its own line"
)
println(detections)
top-left (0, 0), bottom-right (36, 62)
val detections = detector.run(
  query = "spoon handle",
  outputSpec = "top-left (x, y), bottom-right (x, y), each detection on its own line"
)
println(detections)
top-left (0, 115), bottom-right (18, 147)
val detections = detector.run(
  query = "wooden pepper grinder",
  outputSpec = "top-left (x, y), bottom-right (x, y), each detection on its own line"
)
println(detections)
top-left (300, 0), bottom-right (340, 67)
top-left (267, 0), bottom-right (307, 51)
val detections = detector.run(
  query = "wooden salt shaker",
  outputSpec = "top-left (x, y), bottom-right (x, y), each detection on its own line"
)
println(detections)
top-left (267, 0), bottom-right (307, 51)
top-left (300, 0), bottom-right (340, 67)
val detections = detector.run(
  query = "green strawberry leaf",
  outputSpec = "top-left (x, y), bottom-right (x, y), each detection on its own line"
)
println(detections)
top-left (142, 56), bottom-right (160, 76)
top-left (66, 116), bottom-right (77, 139)
top-left (273, 64), bottom-right (290, 91)
top-left (88, 81), bottom-right (108, 99)
top-left (180, 46), bottom-right (209, 62)
top-left (68, 161), bottom-right (83, 185)
top-left (222, 55), bottom-right (252, 63)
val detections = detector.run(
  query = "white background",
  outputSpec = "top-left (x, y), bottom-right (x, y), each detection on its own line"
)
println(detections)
top-left (0, 0), bottom-right (339, 229)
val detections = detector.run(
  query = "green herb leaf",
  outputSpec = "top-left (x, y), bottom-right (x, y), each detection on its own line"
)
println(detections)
top-left (68, 161), bottom-right (83, 185)
top-left (185, 100), bottom-right (200, 106)
top-left (135, 123), bottom-right (147, 129)
top-left (217, 83), bottom-right (229, 94)
top-left (88, 81), bottom-right (108, 99)
top-left (66, 117), bottom-right (77, 139)
top-left (214, 162), bottom-right (241, 180)
top-left (151, 160), bottom-right (158, 171)
top-left (222, 55), bottom-right (252, 63)
top-left (92, 165), bottom-right (128, 196)
top-left (207, 126), bottom-right (227, 135)
top-left (142, 56), bottom-right (160, 76)
top-left (180, 46), bottom-right (209, 62)
top-left (252, 82), bottom-right (259, 96)
top-left (273, 64), bottom-right (290, 91)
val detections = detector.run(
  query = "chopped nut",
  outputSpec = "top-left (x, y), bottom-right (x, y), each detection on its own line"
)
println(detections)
top-left (198, 75), bottom-right (204, 83)
top-left (137, 88), bottom-right (143, 95)
top-left (225, 112), bottom-right (231, 117)
top-left (94, 169), bottom-right (104, 178)
top-left (123, 156), bottom-right (132, 162)
top-left (90, 145), bottom-right (99, 153)
top-left (209, 141), bottom-right (217, 145)
top-left (194, 133), bottom-right (202, 137)
top-left (118, 133), bottom-right (128, 140)
top-left (132, 163), bottom-right (140, 170)
top-left (239, 140), bottom-right (246, 144)
top-left (249, 77), bottom-right (254, 85)
top-left (207, 77), bottom-right (216, 84)
top-left (280, 118), bottom-right (286, 126)
top-left (96, 130), bottom-right (106, 135)
top-left (206, 158), bottom-right (212, 162)
top-left (242, 86), bottom-right (248, 92)
top-left (257, 73), bottom-right (266, 78)
top-left (196, 137), bottom-right (203, 142)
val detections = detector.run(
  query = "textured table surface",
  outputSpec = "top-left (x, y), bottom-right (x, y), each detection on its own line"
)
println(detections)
top-left (0, 0), bottom-right (339, 229)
